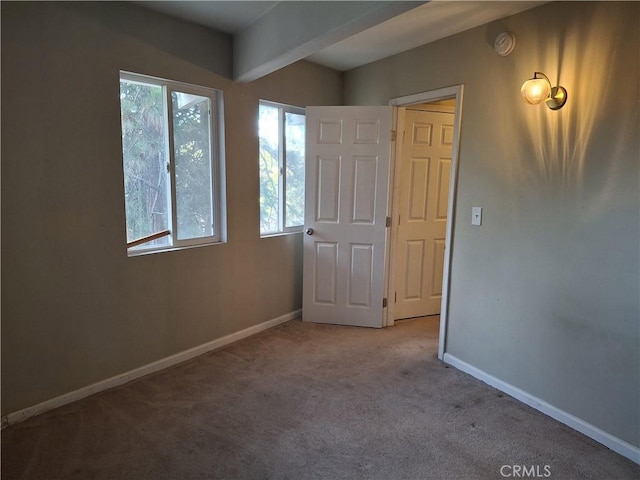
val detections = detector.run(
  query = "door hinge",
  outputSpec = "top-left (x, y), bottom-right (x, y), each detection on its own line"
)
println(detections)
top-left (394, 292), bottom-right (397, 303)
top-left (382, 297), bottom-right (388, 308)
top-left (386, 216), bottom-right (392, 228)
top-left (391, 129), bottom-right (397, 142)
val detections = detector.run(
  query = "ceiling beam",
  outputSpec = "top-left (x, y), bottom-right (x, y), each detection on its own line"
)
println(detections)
top-left (233, 1), bottom-right (425, 82)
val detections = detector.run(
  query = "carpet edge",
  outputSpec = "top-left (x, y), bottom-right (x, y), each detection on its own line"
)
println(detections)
top-left (443, 353), bottom-right (640, 465)
top-left (2, 310), bottom-right (301, 429)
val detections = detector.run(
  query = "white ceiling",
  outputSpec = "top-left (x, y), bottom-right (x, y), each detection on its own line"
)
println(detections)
top-left (308, 1), bottom-right (546, 71)
top-left (136, 1), bottom-right (279, 34)
top-left (137, 1), bottom-right (546, 72)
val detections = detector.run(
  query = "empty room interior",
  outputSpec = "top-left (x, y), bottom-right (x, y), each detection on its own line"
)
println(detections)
top-left (2, 1), bottom-right (639, 478)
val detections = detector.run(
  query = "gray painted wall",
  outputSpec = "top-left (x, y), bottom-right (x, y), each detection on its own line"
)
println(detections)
top-left (345, 1), bottom-right (639, 447)
top-left (1, 2), bottom-right (342, 415)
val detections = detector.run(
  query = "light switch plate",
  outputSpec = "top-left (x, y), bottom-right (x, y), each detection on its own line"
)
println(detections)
top-left (472, 207), bottom-right (482, 226)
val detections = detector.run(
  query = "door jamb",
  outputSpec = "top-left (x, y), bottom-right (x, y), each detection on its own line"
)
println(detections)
top-left (387, 85), bottom-right (464, 360)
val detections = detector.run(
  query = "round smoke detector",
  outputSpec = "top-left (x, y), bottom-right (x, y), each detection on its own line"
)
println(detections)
top-left (494, 32), bottom-right (516, 56)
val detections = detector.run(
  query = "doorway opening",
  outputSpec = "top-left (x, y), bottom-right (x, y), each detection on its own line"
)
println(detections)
top-left (387, 86), bottom-right (464, 360)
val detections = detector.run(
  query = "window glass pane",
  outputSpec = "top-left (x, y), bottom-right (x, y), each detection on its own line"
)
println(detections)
top-left (171, 91), bottom-right (213, 240)
top-left (120, 79), bottom-right (170, 248)
top-left (259, 104), bottom-right (280, 234)
top-left (285, 112), bottom-right (305, 228)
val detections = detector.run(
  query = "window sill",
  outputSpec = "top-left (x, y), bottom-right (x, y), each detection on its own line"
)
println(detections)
top-left (260, 230), bottom-right (303, 239)
top-left (127, 240), bottom-right (226, 257)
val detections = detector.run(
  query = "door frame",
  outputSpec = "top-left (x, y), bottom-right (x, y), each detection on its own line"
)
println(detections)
top-left (386, 85), bottom-right (464, 360)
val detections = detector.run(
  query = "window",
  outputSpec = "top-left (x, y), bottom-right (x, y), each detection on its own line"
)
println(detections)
top-left (119, 72), bottom-right (225, 255)
top-left (258, 101), bottom-right (305, 236)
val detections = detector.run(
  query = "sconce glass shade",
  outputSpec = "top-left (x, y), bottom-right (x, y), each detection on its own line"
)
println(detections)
top-left (521, 76), bottom-right (551, 105)
top-left (521, 72), bottom-right (568, 110)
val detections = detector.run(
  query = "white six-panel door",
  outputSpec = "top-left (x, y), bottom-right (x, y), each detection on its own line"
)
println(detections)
top-left (394, 108), bottom-right (454, 319)
top-left (303, 106), bottom-right (392, 328)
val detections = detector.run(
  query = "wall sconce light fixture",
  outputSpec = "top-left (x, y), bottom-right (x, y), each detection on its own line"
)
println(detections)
top-left (521, 72), bottom-right (567, 110)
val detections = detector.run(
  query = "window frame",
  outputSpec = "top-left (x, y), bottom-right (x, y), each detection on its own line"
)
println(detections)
top-left (120, 71), bottom-right (226, 256)
top-left (258, 100), bottom-right (306, 237)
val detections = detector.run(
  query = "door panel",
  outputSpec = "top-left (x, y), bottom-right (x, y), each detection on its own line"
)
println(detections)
top-left (314, 242), bottom-right (338, 304)
top-left (431, 239), bottom-right (446, 297)
top-left (352, 156), bottom-right (378, 223)
top-left (303, 106), bottom-right (392, 328)
top-left (394, 109), bottom-right (454, 319)
top-left (408, 158), bottom-right (430, 220)
top-left (348, 244), bottom-right (373, 307)
top-left (436, 159), bottom-right (451, 220)
top-left (405, 240), bottom-right (425, 299)
top-left (316, 156), bottom-right (341, 222)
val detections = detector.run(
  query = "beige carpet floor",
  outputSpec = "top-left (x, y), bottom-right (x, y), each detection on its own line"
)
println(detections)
top-left (2, 316), bottom-right (639, 479)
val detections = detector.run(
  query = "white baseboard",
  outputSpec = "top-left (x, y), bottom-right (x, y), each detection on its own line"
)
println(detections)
top-left (3, 310), bottom-right (301, 428)
top-left (443, 353), bottom-right (640, 465)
